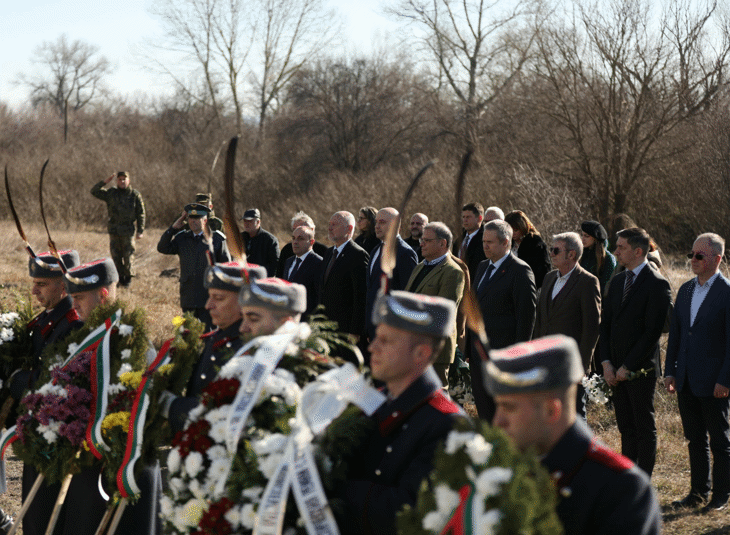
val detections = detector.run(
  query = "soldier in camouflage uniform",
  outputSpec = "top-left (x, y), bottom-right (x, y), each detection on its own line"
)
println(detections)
top-left (90, 171), bottom-right (145, 287)
top-left (195, 193), bottom-right (223, 232)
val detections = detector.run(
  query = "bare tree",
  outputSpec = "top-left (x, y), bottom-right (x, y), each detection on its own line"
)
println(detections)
top-left (282, 54), bottom-right (432, 172)
top-left (19, 34), bottom-right (112, 142)
top-left (388, 0), bottom-right (544, 149)
top-left (533, 0), bottom-right (729, 220)
top-left (151, 0), bottom-right (337, 140)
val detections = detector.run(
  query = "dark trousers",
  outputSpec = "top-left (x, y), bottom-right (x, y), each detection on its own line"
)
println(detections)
top-left (613, 373), bottom-right (657, 476)
top-left (677, 384), bottom-right (730, 498)
top-left (469, 348), bottom-right (495, 423)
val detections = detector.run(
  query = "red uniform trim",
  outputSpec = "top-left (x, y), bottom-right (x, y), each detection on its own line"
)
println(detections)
top-left (428, 391), bottom-right (461, 415)
top-left (64, 308), bottom-right (80, 323)
top-left (586, 439), bottom-right (634, 472)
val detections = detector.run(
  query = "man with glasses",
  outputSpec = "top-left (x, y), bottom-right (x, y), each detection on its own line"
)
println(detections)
top-left (534, 232), bottom-right (601, 418)
top-left (599, 227), bottom-right (671, 477)
top-left (665, 233), bottom-right (730, 512)
top-left (405, 222), bottom-right (465, 385)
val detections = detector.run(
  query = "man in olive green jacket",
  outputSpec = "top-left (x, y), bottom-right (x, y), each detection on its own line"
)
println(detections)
top-left (91, 171), bottom-right (145, 287)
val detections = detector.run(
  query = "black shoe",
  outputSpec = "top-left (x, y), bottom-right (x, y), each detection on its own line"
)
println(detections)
top-left (701, 495), bottom-right (729, 513)
top-left (669, 492), bottom-right (709, 509)
top-left (0, 509), bottom-right (13, 535)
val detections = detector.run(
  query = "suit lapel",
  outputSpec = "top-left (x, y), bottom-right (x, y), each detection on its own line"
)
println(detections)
top-left (416, 259), bottom-right (446, 292)
top-left (692, 275), bottom-right (725, 326)
top-left (552, 268), bottom-right (580, 309)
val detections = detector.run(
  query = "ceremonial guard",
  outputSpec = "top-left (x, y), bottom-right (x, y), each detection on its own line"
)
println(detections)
top-left (8, 250), bottom-right (83, 535)
top-left (62, 258), bottom-right (162, 535)
top-left (157, 203), bottom-right (231, 330)
top-left (163, 262), bottom-right (266, 434)
top-left (486, 335), bottom-right (662, 535)
top-left (341, 291), bottom-right (467, 535)
top-left (238, 277), bottom-right (307, 342)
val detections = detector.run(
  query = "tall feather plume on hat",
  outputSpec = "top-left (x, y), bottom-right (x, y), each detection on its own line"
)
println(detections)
top-left (454, 150), bottom-right (490, 362)
top-left (379, 160), bottom-right (436, 299)
top-left (203, 136), bottom-right (258, 287)
top-left (5, 164), bottom-right (37, 260)
top-left (38, 159), bottom-right (69, 273)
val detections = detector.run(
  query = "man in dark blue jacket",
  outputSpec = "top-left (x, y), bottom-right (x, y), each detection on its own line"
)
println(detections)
top-left (665, 233), bottom-right (730, 512)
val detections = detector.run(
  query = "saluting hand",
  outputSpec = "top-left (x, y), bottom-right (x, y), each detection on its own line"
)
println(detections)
top-left (714, 383), bottom-right (730, 398)
top-left (172, 211), bottom-right (187, 230)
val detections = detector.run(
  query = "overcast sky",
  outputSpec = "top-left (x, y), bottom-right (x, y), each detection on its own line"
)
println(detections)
top-left (0, 0), bottom-right (398, 110)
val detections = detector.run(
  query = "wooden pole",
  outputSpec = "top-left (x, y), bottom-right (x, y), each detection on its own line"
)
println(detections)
top-left (105, 498), bottom-right (128, 535)
top-left (44, 472), bottom-right (73, 535)
top-left (93, 503), bottom-right (117, 535)
top-left (7, 473), bottom-right (45, 535)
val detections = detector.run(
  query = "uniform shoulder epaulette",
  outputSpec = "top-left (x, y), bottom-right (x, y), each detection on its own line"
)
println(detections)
top-left (428, 391), bottom-right (461, 415)
top-left (200, 330), bottom-right (217, 340)
top-left (64, 308), bottom-right (80, 323)
top-left (586, 440), bottom-right (633, 472)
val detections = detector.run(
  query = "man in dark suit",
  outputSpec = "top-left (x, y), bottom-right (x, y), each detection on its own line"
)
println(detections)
top-left (600, 227), bottom-right (671, 477)
top-left (275, 211), bottom-right (328, 277)
top-left (454, 202), bottom-right (486, 281)
top-left (319, 211), bottom-right (369, 340)
top-left (534, 231), bottom-right (601, 418)
top-left (470, 219), bottom-right (537, 421)
top-left (365, 207), bottom-right (418, 343)
top-left (665, 233), bottom-right (730, 512)
top-left (405, 222), bottom-right (465, 385)
top-left (283, 225), bottom-right (323, 318)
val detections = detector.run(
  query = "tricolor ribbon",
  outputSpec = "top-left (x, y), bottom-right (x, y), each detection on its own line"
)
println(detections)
top-left (255, 364), bottom-right (386, 535)
top-left (440, 483), bottom-right (476, 535)
top-left (0, 426), bottom-right (17, 462)
top-left (84, 310), bottom-right (122, 459)
top-left (116, 338), bottom-right (174, 497)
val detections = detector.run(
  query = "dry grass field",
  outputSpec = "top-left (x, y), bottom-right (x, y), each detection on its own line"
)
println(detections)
top-left (0, 222), bottom-right (729, 533)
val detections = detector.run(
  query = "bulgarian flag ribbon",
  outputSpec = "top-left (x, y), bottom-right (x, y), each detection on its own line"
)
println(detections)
top-left (116, 338), bottom-right (173, 497)
top-left (84, 310), bottom-right (123, 459)
top-left (0, 426), bottom-right (18, 461)
top-left (60, 313), bottom-right (118, 370)
top-left (440, 483), bottom-right (476, 535)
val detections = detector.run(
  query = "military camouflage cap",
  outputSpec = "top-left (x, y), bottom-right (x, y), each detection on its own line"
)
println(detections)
top-left (483, 335), bottom-right (584, 396)
top-left (185, 203), bottom-right (210, 218)
top-left (372, 290), bottom-right (456, 339)
top-left (238, 277), bottom-right (306, 314)
top-left (195, 193), bottom-right (211, 204)
top-left (64, 258), bottom-right (119, 294)
top-left (205, 262), bottom-right (267, 293)
top-left (29, 250), bottom-right (80, 278)
top-left (117, 171), bottom-right (129, 178)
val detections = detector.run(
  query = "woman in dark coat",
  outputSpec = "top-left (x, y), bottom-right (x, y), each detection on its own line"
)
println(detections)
top-left (580, 220), bottom-right (617, 293)
top-left (354, 206), bottom-right (379, 254)
top-left (504, 210), bottom-right (551, 289)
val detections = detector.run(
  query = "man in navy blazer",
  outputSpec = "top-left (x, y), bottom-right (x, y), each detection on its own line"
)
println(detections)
top-left (283, 225), bottom-right (323, 318)
top-left (665, 233), bottom-right (730, 512)
top-left (453, 202), bottom-right (487, 281)
top-left (364, 207), bottom-right (418, 343)
top-left (470, 219), bottom-right (537, 421)
top-left (600, 227), bottom-right (671, 477)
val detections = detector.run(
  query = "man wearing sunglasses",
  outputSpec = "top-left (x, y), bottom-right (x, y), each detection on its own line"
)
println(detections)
top-left (665, 233), bottom-right (730, 513)
top-left (599, 227), bottom-right (671, 477)
top-left (534, 232), bottom-right (601, 419)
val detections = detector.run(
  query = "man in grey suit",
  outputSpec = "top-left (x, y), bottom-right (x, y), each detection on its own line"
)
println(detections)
top-left (534, 231), bottom-right (601, 417)
top-left (665, 233), bottom-right (730, 512)
top-left (405, 222), bottom-right (465, 386)
top-left (470, 219), bottom-right (537, 421)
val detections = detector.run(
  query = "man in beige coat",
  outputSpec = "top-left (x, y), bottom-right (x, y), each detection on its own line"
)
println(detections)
top-left (534, 231), bottom-right (601, 417)
top-left (405, 222), bottom-right (465, 386)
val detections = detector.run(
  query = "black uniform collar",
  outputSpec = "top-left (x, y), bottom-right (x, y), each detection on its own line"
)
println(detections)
top-left (375, 367), bottom-right (443, 435)
top-left (541, 418), bottom-right (592, 485)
